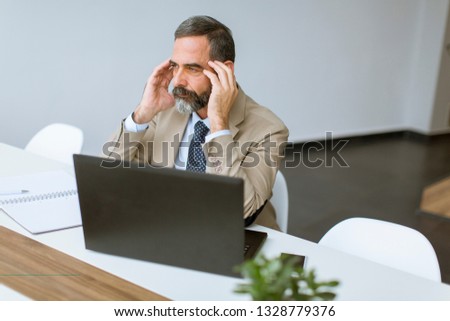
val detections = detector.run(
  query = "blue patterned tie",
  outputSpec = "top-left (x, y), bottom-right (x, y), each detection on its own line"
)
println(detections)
top-left (186, 121), bottom-right (209, 172)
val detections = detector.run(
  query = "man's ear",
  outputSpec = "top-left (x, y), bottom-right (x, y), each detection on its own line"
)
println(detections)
top-left (224, 60), bottom-right (235, 73)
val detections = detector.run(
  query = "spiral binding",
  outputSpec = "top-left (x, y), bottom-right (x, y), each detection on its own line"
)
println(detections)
top-left (0, 189), bottom-right (77, 206)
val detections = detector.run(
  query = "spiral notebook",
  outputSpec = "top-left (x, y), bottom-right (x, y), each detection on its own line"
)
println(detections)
top-left (0, 170), bottom-right (81, 234)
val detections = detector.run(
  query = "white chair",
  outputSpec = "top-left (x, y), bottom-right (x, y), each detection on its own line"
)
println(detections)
top-left (25, 123), bottom-right (84, 165)
top-left (270, 171), bottom-right (289, 233)
top-left (319, 217), bottom-right (441, 282)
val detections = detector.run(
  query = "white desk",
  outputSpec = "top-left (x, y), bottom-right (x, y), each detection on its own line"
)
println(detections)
top-left (1, 142), bottom-right (450, 300)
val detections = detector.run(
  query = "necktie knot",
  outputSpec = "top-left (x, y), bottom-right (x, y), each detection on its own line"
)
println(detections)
top-left (186, 121), bottom-right (209, 172)
top-left (193, 121), bottom-right (209, 143)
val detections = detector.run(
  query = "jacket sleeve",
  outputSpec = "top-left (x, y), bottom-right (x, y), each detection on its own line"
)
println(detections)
top-left (102, 116), bottom-right (158, 165)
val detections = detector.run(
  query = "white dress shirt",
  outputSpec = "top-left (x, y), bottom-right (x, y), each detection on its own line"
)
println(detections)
top-left (124, 113), bottom-right (231, 170)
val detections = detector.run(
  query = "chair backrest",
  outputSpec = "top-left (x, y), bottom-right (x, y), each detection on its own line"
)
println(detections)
top-left (319, 217), bottom-right (441, 282)
top-left (25, 123), bottom-right (84, 165)
top-left (270, 171), bottom-right (289, 233)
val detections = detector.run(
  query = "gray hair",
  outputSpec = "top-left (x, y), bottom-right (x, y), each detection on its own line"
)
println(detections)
top-left (174, 15), bottom-right (235, 62)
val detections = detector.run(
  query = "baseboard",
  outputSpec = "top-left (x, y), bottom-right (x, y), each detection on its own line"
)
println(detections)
top-left (286, 130), bottom-right (450, 149)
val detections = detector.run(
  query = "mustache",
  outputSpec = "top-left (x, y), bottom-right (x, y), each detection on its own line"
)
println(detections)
top-left (172, 87), bottom-right (198, 99)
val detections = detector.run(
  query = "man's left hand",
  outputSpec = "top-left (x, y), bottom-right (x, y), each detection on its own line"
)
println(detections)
top-left (203, 60), bottom-right (238, 133)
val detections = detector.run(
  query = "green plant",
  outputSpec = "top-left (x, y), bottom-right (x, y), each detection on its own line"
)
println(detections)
top-left (234, 254), bottom-right (339, 301)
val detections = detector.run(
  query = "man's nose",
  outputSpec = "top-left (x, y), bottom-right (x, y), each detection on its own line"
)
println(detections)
top-left (172, 68), bottom-right (187, 88)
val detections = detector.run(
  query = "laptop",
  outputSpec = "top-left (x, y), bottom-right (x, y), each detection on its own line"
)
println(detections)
top-left (73, 154), bottom-right (267, 277)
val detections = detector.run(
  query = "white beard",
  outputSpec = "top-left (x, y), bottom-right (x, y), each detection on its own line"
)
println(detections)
top-left (175, 98), bottom-right (201, 114)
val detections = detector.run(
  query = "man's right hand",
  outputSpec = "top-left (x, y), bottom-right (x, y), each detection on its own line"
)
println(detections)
top-left (132, 59), bottom-right (175, 124)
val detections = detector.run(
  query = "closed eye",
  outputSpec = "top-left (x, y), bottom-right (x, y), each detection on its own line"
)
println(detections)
top-left (186, 64), bottom-right (203, 73)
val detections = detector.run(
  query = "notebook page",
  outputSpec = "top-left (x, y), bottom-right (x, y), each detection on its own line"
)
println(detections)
top-left (0, 170), bottom-right (81, 234)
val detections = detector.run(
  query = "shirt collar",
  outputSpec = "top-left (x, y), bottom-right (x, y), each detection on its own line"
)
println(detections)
top-left (191, 112), bottom-right (210, 131)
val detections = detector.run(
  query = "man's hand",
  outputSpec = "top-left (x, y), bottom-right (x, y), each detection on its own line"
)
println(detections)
top-left (133, 59), bottom-right (175, 124)
top-left (203, 60), bottom-right (238, 133)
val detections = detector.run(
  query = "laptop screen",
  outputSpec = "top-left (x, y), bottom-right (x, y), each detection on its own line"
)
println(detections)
top-left (74, 154), bottom-right (252, 276)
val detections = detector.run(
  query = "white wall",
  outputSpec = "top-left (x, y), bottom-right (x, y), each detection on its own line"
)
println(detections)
top-left (404, 0), bottom-right (450, 133)
top-left (0, 0), bottom-right (448, 155)
top-left (430, 2), bottom-right (450, 133)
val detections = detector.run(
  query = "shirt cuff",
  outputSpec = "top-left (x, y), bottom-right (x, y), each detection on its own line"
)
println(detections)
top-left (205, 129), bottom-right (232, 143)
top-left (124, 113), bottom-right (149, 132)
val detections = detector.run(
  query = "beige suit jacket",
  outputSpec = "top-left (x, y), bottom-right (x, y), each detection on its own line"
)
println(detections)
top-left (105, 88), bottom-right (289, 230)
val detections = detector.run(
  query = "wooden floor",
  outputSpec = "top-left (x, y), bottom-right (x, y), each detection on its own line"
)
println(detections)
top-left (420, 176), bottom-right (450, 219)
top-left (280, 132), bottom-right (450, 284)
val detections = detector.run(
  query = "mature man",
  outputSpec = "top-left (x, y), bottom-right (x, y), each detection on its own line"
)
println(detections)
top-left (105, 16), bottom-right (288, 230)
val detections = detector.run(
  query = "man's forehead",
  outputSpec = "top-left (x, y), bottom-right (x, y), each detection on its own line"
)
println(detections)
top-left (172, 36), bottom-right (210, 64)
